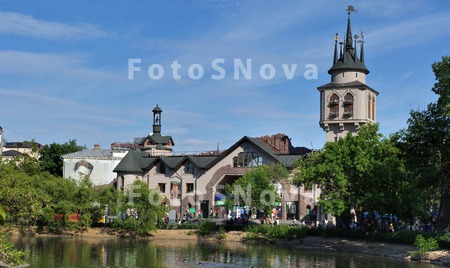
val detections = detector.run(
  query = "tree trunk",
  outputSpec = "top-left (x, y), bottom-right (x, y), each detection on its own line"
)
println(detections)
top-left (437, 178), bottom-right (450, 231)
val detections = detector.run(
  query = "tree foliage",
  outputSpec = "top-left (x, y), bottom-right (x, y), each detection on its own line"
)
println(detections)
top-left (395, 56), bottom-right (450, 231)
top-left (39, 139), bottom-right (84, 176)
top-left (0, 159), bottom-right (117, 229)
top-left (117, 180), bottom-right (168, 234)
top-left (225, 164), bottom-right (288, 214)
top-left (432, 56), bottom-right (450, 113)
top-left (294, 124), bottom-right (422, 225)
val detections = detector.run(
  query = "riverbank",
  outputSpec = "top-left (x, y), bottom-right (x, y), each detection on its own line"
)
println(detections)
top-left (4, 227), bottom-right (450, 266)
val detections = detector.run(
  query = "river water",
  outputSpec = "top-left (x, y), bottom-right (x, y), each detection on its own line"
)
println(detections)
top-left (13, 236), bottom-right (438, 268)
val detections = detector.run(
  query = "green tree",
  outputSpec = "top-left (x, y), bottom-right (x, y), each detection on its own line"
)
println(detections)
top-left (0, 162), bottom-right (48, 227)
top-left (225, 164), bottom-right (288, 216)
top-left (294, 124), bottom-right (422, 227)
top-left (395, 104), bottom-right (450, 229)
top-left (119, 180), bottom-right (168, 234)
top-left (39, 140), bottom-right (85, 176)
top-left (432, 56), bottom-right (450, 113)
top-left (394, 56), bottom-right (450, 231)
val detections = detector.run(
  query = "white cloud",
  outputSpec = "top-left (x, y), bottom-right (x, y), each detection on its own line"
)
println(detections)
top-left (366, 11), bottom-right (450, 54)
top-left (0, 50), bottom-right (119, 82)
top-left (0, 11), bottom-right (107, 40)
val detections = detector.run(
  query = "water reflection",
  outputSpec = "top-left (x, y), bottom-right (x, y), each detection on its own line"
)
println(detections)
top-left (13, 236), bottom-right (438, 268)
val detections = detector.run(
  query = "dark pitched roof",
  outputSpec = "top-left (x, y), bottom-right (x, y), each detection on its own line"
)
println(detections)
top-left (328, 50), bottom-right (369, 74)
top-left (115, 136), bottom-right (310, 175)
top-left (159, 156), bottom-right (184, 169)
top-left (276, 155), bottom-right (302, 168)
top-left (317, 80), bottom-right (379, 95)
top-left (1, 150), bottom-right (26, 157)
top-left (4, 142), bottom-right (41, 149)
top-left (205, 136), bottom-right (281, 169)
top-left (188, 156), bottom-right (218, 169)
top-left (113, 150), bottom-right (147, 173)
top-left (137, 133), bottom-right (175, 147)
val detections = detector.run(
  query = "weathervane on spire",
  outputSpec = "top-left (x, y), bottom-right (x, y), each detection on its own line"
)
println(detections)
top-left (346, 5), bottom-right (357, 14)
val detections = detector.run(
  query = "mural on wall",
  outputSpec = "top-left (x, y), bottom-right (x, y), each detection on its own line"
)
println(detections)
top-left (73, 160), bottom-right (94, 180)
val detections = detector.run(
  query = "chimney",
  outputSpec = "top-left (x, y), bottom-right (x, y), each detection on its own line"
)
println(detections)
top-left (94, 144), bottom-right (100, 150)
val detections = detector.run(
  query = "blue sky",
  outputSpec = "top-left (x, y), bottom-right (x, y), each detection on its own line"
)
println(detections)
top-left (0, 0), bottom-right (449, 153)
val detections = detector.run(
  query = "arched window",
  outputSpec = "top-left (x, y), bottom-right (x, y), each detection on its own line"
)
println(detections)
top-left (343, 93), bottom-right (354, 117)
top-left (368, 94), bottom-right (372, 119)
top-left (329, 93), bottom-right (339, 118)
top-left (184, 162), bottom-right (195, 174)
top-left (233, 148), bottom-right (263, 168)
top-left (372, 96), bottom-right (375, 120)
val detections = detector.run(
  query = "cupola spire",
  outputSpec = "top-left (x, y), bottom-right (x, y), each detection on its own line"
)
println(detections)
top-left (345, 5), bottom-right (356, 50)
top-left (333, 33), bottom-right (339, 65)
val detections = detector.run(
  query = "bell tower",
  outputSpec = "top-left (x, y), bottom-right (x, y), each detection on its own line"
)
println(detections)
top-left (152, 104), bottom-right (162, 134)
top-left (317, 6), bottom-right (379, 142)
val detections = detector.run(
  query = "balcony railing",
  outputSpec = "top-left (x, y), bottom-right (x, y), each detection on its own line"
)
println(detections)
top-left (329, 112), bottom-right (339, 118)
top-left (328, 100), bottom-right (339, 106)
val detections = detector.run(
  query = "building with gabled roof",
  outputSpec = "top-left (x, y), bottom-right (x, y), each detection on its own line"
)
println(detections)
top-left (114, 105), bottom-right (315, 221)
top-left (61, 145), bottom-right (128, 186)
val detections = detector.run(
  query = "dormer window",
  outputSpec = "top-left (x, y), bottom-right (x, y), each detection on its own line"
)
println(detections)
top-left (156, 162), bottom-right (166, 174)
top-left (184, 162), bottom-right (195, 174)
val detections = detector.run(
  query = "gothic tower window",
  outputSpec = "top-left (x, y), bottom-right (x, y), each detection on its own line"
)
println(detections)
top-left (368, 94), bottom-right (372, 119)
top-left (329, 93), bottom-right (339, 118)
top-left (343, 93), bottom-right (354, 117)
top-left (372, 96), bottom-right (375, 120)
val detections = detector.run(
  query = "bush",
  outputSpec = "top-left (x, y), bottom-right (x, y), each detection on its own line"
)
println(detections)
top-left (245, 225), bottom-right (307, 240)
top-left (414, 234), bottom-right (439, 252)
top-left (198, 220), bottom-right (219, 236)
top-left (410, 234), bottom-right (439, 259)
top-left (217, 228), bottom-right (227, 240)
top-left (0, 233), bottom-right (28, 266)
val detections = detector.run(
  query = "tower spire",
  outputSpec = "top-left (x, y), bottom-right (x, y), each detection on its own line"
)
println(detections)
top-left (333, 33), bottom-right (339, 65)
top-left (345, 5), bottom-right (356, 51)
top-left (360, 30), bottom-right (365, 64)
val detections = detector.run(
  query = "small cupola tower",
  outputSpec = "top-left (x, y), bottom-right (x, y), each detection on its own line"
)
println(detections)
top-left (317, 6), bottom-right (379, 142)
top-left (140, 104), bottom-right (175, 156)
top-left (152, 104), bottom-right (162, 134)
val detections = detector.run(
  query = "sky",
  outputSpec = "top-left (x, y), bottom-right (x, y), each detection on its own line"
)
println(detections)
top-left (0, 0), bottom-right (449, 153)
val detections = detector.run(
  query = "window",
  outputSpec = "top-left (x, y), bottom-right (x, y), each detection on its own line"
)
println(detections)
top-left (186, 183), bottom-right (194, 193)
top-left (156, 162), bottom-right (165, 174)
top-left (329, 93), bottom-right (339, 118)
top-left (158, 183), bottom-right (166, 193)
top-left (184, 162), bottom-right (195, 174)
top-left (232, 148), bottom-right (263, 168)
top-left (372, 96), bottom-right (375, 120)
top-left (343, 93), bottom-right (354, 117)
top-left (170, 182), bottom-right (181, 199)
